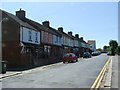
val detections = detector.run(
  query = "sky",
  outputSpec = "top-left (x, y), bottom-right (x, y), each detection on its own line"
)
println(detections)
top-left (1, 2), bottom-right (118, 49)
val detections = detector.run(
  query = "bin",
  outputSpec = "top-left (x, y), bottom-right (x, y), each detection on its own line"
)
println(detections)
top-left (2, 61), bottom-right (7, 74)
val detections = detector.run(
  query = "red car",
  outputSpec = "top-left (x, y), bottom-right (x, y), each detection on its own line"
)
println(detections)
top-left (62, 53), bottom-right (78, 63)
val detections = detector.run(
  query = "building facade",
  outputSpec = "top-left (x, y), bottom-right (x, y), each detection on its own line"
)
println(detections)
top-left (1, 9), bottom-right (93, 69)
top-left (88, 40), bottom-right (96, 52)
top-left (2, 9), bottom-right (40, 68)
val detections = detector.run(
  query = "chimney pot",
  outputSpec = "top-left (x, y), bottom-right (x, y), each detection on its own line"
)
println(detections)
top-left (75, 34), bottom-right (79, 38)
top-left (80, 37), bottom-right (83, 41)
top-left (68, 31), bottom-right (72, 36)
top-left (42, 21), bottom-right (50, 27)
top-left (16, 8), bottom-right (26, 20)
top-left (58, 27), bottom-right (63, 32)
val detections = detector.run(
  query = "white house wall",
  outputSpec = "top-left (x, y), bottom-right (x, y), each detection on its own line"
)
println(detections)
top-left (53, 35), bottom-right (57, 45)
top-left (58, 37), bottom-right (62, 46)
top-left (20, 26), bottom-right (40, 45)
top-left (74, 40), bottom-right (79, 47)
top-left (53, 35), bottom-right (62, 46)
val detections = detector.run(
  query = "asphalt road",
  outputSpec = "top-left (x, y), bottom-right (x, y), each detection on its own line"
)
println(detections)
top-left (2, 54), bottom-right (109, 88)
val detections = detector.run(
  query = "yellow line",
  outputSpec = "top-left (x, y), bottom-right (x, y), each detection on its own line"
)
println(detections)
top-left (90, 57), bottom-right (111, 90)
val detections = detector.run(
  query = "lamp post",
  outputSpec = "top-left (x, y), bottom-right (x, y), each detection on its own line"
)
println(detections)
top-left (0, 18), bottom-right (8, 74)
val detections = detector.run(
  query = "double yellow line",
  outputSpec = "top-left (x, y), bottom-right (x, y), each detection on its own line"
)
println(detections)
top-left (90, 57), bottom-right (111, 90)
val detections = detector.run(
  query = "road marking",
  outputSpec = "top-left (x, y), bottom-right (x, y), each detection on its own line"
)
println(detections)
top-left (90, 56), bottom-right (111, 90)
top-left (104, 56), bottom-right (112, 87)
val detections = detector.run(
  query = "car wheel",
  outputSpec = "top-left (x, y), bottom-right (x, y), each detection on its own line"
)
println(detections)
top-left (73, 60), bottom-right (76, 63)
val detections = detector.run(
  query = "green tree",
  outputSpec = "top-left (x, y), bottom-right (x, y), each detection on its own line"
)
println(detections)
top-left (96, 48), bottom-right (102, 52)
top-left (109, 40), bottom-right (118, 55)
top-left (103, 46), bottom-right (110, 52)
top-left (117, 45), bottom-right (120, 55)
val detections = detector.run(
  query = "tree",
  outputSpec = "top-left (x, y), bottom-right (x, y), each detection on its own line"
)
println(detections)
top-left (103, 45), bottom-right (110, 52)
top-left (96, 48), bottom-right (103, 52)
top-left (117, 45), bottom-right (120, 55)
top-left (109, 40), bottom-right (118, 55)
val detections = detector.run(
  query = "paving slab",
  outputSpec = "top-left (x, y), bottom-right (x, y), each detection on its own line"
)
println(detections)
top-left (0, 71), bottom-right (22, 79)
top-left (111, 55), bottom-right (118, 88)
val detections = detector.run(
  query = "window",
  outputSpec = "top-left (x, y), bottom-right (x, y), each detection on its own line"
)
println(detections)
top-left (35, 32), bottom-right (38, 43)
top-left (28, 30), bottom-right (32, 41)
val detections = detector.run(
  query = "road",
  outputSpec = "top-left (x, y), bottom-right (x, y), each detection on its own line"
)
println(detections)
top-left (2, 54), bottom-right (109, 88)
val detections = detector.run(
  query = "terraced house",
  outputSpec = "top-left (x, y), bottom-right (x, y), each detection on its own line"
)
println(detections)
top-left (16, 9), bottom-right (62, 65)
top-left (42, 21), bottom-right (62, 60)
top-left (1, 9), bottom-right (92, 69)
top-left (67, 31), bottom-right (79, 57)
top-left (79, 37), bottom-right (92, 57)
top-left (1, 9), bottom-right (40, 68)
top-left (58, 27), bottom-right (73, 55)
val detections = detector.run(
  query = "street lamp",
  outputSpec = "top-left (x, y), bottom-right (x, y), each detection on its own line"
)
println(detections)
top-left (0, 18), bottom-right (8, 74)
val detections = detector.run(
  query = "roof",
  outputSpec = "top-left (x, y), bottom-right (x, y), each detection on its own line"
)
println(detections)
top-left (49, 27), bottom-right (62, 37)
top-left (1, 9), bottom-right (37, 31)
top-left (88, 40), bottom-right (96, 45)
top-left (57, 30), bottom-right (74, 39)
top-left (25, 18), bottom-right (50, 32)
top-left (25, 18), bottom-right (62, 36)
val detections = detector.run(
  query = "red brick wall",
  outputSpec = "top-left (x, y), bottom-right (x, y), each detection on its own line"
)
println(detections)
top-left (2, 14), bottom-right (21, 67)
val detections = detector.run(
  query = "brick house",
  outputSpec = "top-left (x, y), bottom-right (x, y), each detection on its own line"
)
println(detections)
top-left (1, 9), bottom-right (40, 68)
top-left (87, 40), bottom-right (96, 52)
top-left (42, 21), bottom-right (62, 61)
top-left (67, 31), bottom-right (80, 57)
top-left (15, 9), bottom-right (62, 65)
top-left (58, 27), bottom-right (75, 56)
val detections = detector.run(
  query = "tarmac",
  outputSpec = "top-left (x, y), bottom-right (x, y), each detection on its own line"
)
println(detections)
top-left (0, 56), bottom-right (118, 89)
top-left (0, 58), bottom-right (83, 80)
top-left (0, 61), bottom-right (63, 80)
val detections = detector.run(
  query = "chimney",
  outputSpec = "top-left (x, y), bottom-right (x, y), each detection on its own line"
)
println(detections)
top-left (80, 37), bottom-right (83, 41)
top-left (58, 27), bottom-right (63, 32)
top-left (75, 34), bottom-right (79, 38)
top-left (42, 21), bottom-right (50, 27)
top-left (16, 8), bottom-right (26, 20)
top-left (68, 31), bottom-right (73, 36)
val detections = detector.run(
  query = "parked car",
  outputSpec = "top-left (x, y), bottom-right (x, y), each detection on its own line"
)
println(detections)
top-left (62, 53), bottom-right (78, 63)
top-left (92, 51), bottom-right (101, 56)
top-left (83, 52), bottom-right (91, 58)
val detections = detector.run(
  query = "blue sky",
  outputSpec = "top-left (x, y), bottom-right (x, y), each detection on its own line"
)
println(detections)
top-left (1, 2), bottom-right (118, 49)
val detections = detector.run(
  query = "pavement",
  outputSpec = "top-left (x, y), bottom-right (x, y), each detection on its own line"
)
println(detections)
top-left (0, 71), bottom-right (22, 79)
top-left (104, 56), bottom-right (112, 87)
top-left (100, 55), bottom-right (119, 89)
top-left (111, 55), bottom-right (119, 89)
top-left (0, 58), bottom-right (83, 79)
top-left (100, 56), bottom-right (113, 88)
top-left (0, 61), bottom-right (64, 79)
